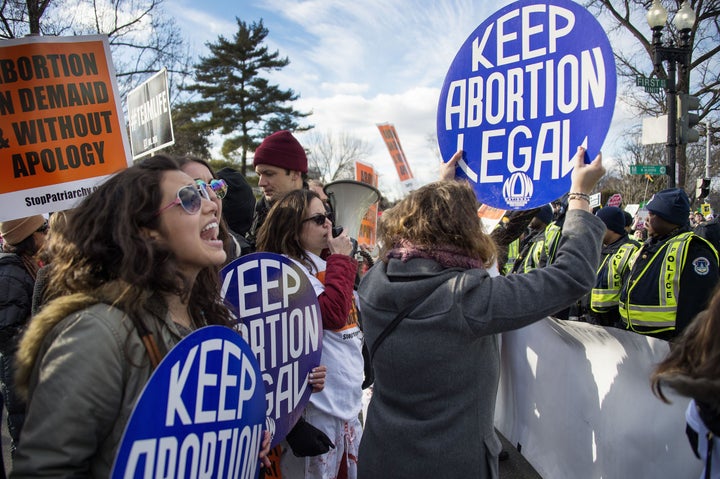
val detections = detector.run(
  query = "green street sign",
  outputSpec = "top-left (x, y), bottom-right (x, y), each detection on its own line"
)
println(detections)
top-left (630, 164), bottom-right (667, 175)
top-left (636, 75), bottom-right (666, 93)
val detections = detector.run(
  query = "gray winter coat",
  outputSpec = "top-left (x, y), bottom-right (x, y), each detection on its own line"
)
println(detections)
top-left (357, 209), bottom-right (604, 479)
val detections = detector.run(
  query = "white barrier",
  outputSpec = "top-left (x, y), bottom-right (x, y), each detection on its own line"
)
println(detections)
top-left (495, 318), bottom-right (702, 479)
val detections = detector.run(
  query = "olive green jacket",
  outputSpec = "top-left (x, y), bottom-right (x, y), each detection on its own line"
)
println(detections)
top-left (13, 293), bottom-right (190, 478)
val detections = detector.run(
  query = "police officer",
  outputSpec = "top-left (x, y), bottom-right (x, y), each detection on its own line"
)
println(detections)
top-left (510, 204), bottom-right (554, 274)
top-left (586, 207), bottom-right (640, 327)
top-left (619, 188), bottom-right (719, 340)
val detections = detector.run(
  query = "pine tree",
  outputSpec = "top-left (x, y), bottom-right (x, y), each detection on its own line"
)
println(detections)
top-left (164, 101), bottom-right (212, 159)
top-left (183, 18), bottom-right (311, 174)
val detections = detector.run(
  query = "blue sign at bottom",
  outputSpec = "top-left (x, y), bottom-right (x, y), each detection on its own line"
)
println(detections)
top-left (112, 326), bottom-right (267, 479)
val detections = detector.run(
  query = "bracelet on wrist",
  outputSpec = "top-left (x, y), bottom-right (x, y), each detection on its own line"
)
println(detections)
top-left (568, 192), bottom-right (590, 203)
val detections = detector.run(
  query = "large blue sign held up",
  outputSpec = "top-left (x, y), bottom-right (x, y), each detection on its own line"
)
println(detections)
top-left (437, 0), bottom-right (616, 210)
top-left (112, 326), bottom-right (267, 479)
top-left (221, 253), bottom-right (322, 448)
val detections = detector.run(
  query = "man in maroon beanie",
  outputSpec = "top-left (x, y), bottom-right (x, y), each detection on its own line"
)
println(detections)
top-left (246, 130), bottom-right (309, 250)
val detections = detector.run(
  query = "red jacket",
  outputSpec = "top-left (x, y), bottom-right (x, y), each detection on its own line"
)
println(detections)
top-left (316, 254), bottom-right (358, 330)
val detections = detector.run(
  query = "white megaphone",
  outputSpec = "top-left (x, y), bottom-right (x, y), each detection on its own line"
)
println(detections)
top-left (323, 180), bottom-right (381, 243)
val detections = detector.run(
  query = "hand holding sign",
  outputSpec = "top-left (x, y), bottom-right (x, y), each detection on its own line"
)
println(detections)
top-left (439, 150), bottom-right (463, 181)
top-left (308, 365), bottom-right (327, 392)
top-left (569, 146), bottom-right (605, 196)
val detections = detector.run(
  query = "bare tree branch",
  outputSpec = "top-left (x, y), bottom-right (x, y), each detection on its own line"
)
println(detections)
top-left (305, 131), bottom-right (373, 183)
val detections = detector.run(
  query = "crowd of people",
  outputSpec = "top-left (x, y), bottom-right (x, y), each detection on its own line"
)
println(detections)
top-left (502, 187), bottom-right (720, 341)
top-left (0, 130), bottom-right (719, 479)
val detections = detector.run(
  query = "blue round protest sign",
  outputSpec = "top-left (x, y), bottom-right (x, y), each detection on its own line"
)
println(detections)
top-left (437, 0), bottom-right (616, 209)
top-left (112, 326), bottom-right (266, 479)
top-left (220, 253), bottom-right (322, 447)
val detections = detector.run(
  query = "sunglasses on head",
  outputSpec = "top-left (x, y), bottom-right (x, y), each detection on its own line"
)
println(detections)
top-left (195, 179), bottom-right (228, 200)
top-left (155, 183), bottom-right (211, 216)
top-left (302, 212), bottom-right (332, 226)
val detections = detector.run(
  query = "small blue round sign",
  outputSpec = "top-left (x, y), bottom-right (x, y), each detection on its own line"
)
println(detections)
top-left (220, 253), bottom-right (322, 447)
top-left (437, 0), bottom-right (616, 209)
top-left (112, 326), bottom-right (267, 479)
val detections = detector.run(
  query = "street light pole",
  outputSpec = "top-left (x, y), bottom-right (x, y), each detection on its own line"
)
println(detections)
top-left (653, 31), bottom-right (678, 188)
top-left (647, 0), bottom-right (696, 190)
top-left (706, 122), bottom-right (712, 179)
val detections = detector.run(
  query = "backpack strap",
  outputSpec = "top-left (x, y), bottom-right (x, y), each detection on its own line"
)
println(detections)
top-left (369, 294), bottom-right (427, 362)
top-left (130, 317), bottom-right (163, 369)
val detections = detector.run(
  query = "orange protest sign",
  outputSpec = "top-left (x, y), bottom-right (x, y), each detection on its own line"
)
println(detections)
top-left (477, 204), bottom-right (506, 220)
top-left (377, 123), bottom-right (417, 194)
top-left (355, 161), bottom-right (379, 247)
top-left (477, 204), bottom-right (507, 232)
top-left (0, 35), bottom-right (131, 220)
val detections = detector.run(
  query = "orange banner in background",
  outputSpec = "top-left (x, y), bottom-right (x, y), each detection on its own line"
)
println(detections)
top-left (377, 123), bottom-right (413, 182)
top-left (355, 161), bottom-right (378, 247)
top-left (0, 35), bottom-right (131, 220)
top-left (477, 204), bottom-right (506, 233)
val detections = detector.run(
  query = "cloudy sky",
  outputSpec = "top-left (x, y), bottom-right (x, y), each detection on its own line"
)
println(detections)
top-left (173, 0), bottom-right (639, 200)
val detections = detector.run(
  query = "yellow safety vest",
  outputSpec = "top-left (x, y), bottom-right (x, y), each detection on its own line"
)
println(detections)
top-left (503, 238), bottom-right (520, 275)
top-left (518, 237), bottom-right (544, 273)
top-left (543, 222), bottom-right (562, 266)
top-left (590, 241), bottom-right (639, 312)
top-left (619, 232), bottom-right (718, 334)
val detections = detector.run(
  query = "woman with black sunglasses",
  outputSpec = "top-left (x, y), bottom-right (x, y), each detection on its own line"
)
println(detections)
top-left (12, 155), bottom-right (271, 477)
top-left (256, 189), bottom-right (364, 479)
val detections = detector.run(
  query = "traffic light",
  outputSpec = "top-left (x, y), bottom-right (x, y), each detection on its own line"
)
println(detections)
top-left (696, 177), bottom-right (710, 199)
top-left (678, 93), bottom-right (701, 144)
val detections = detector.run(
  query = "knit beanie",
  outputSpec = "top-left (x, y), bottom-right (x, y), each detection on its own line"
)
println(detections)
top-left (0, 215), bottom-right (45, 245)
top-left (646, 188), bottom-right (690, 226)
top-left (252, 130), bottom-right (308, 173)
top-left (595, 207), bottom-right (626, 235)
top-left (216, 167), bottom-right (256, 236)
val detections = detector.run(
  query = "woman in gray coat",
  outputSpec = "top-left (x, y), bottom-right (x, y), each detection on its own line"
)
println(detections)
top-left (357, 147), bottom-right (605, 479)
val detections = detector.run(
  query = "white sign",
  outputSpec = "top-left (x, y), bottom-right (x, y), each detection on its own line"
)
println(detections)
top-left (495, 318), bottom-right (701, 479)
top-left (641, 115), bottom-right (668, 145)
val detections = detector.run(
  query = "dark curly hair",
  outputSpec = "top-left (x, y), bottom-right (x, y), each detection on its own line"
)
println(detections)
top-left (44, 154), bottom-right (231, 327)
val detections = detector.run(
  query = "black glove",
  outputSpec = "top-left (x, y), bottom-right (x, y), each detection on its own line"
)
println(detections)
top-left (285, 417), bottom-right (335, 457)
top-left (361, 341), bottom-right (374, 390)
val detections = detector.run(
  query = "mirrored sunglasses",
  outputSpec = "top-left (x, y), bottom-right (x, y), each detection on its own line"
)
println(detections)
top-left (155, 183), bottom-right (210, 216)
top-left (195, 179), bottom-right (228, 200)
top-left (302, 212), bottom-right (333, 226)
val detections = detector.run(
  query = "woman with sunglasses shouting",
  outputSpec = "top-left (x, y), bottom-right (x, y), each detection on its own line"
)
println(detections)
top-left (176, 156), bottom-right (254, 261)
top-left (257, 189), bottom-right (364, 479)
top-left (12, 155), bottom-right (270, 477)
